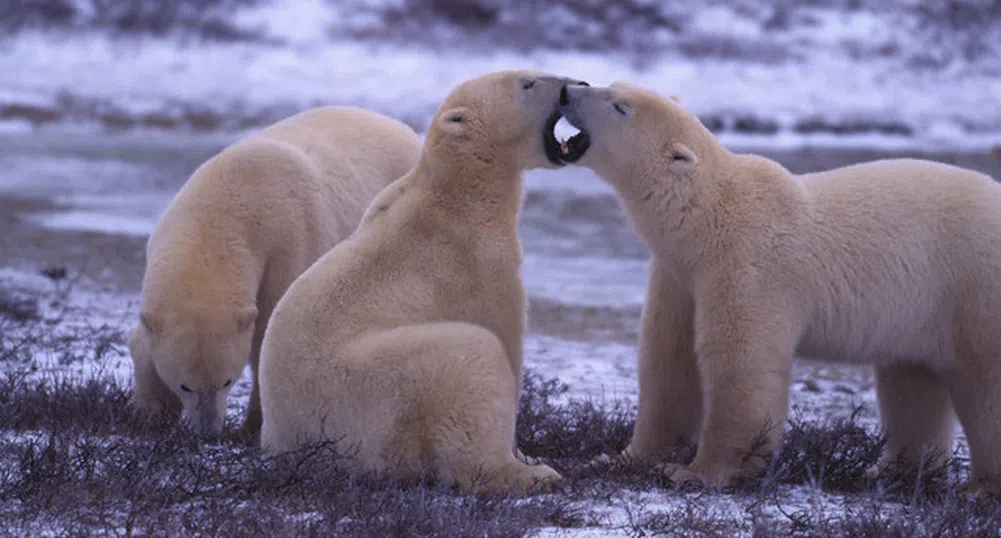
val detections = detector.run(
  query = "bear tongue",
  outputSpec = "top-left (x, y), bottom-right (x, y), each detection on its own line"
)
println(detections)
top-left (553, 116), bottom-right (580, 154)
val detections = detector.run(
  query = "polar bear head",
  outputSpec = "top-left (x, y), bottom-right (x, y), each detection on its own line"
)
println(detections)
top-left (130, 304), bottom-right (257, 436)
top-left (557, 81), bottom-right (717, 183)
top-left (427, 69), bottom-right (590, 171)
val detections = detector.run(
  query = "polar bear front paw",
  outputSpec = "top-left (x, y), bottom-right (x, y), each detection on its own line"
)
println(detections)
top-left (524, 463), bottom-right (564, 493)
top-left (659, 461), bottom-right (740, 490)
top-left (658, 462), bottom-right (707, 489)
top-left (482, 462), bottom-right (563, 495)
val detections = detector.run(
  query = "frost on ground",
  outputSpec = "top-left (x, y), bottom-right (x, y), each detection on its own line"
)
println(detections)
top-left (0, 267), bottom-right (135, 384)
top-left (1, 0), bottom-right (1000, 150)
top-left (2, 265), bottom-right (998, 537)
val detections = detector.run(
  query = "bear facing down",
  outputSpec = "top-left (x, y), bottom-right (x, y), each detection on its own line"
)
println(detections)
top-left (258, 70), bottom-right (589, 493)
top-left (129, 106), bottom-right (422, 437)
top-left (559, 81), bottom-right (1001, 493)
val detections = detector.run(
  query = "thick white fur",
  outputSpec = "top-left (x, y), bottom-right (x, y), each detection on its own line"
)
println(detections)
top-left (258, 70), bottom-right (585, 493)
top-left (561, 81), bottom-right (1001, 493)
top-left (128, 106), bottom-right (422, 437)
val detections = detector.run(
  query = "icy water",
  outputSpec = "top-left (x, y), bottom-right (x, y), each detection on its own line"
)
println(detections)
top-left (2, 129), bottom-right (1000, 410)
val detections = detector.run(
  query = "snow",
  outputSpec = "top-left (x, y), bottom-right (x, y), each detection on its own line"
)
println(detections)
top-left (0, 267), bottom-right (136, 386)
top-left (690, 6), bottom-right (763, 38)
top-left (525, 336), bottom-right (638, 405)
top-left (30, 210), bottom-right (157, 236)
top-left (235, 0), bottom-right (335, 45)
top-left (1, 1), bottom-right (999, 150)
top-left (531, 485), bottom-right (857, 537)
top-left (523, 255), bottom-right (648, 309)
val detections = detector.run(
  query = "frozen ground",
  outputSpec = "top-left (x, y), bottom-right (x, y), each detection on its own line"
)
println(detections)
top-left (0, 258), bottom-right (928, 538)
top-left (0, 266), bottom-right (983, 536)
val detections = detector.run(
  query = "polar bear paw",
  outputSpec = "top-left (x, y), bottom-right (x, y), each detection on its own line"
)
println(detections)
top-left (659, 461), bottom-right (741, 490)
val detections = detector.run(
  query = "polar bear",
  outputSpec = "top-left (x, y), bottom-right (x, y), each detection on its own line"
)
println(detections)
top-left (258, 70), bottom-right (588, 494)
top-left (128, 106), bottom-right (422, 437)
top-left (558, 81), bottom-right (1001, 494)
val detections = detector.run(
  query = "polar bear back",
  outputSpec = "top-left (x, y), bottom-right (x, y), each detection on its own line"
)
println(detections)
top-left (793, 158), bottom-right (1001, 364)
top-left (801, 159), bottom-right (1001, 238)
top-left (255, 106), bottom-right (422, 230)
top-left (145, 106), bottom-right (422, 295)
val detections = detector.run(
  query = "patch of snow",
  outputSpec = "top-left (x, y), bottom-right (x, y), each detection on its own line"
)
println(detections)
top-left (525, 335), bottom-right (639, 405)
top-left (235, 0), bottom-right (335, 45)
top-left (689, 6), bottom-right (762, 38)
top-left (29, 210), bottom-right (156, 236)
top-left (523, 255), bottom-right (648, 309)
top-left (0, 155), bottom-right (147, 196)
top-left (524, 167), bottom-right (616, 196)
top-left (0, 267), bottom-right (137, 386)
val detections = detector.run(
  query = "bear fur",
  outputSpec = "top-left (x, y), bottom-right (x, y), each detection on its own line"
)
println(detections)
top-left (257, 70), bottom-right (588, 494)
top-left (560, 81), bottom-right (1001, 494)
top-left (129, 106), bottom-right (422, 437)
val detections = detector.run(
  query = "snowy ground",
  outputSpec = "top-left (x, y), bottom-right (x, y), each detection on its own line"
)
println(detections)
top-left (0, 214), bottom-right (977, 536)
top-left (0, 261), bottom-right (893, 537)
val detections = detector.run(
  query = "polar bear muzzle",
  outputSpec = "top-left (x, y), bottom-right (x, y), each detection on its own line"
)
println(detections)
top-left (181, 391), bottom-right (225, 437)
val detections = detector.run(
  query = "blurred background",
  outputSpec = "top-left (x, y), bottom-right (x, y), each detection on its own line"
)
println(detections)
top-left (1, 0), bottom-right (999, 145)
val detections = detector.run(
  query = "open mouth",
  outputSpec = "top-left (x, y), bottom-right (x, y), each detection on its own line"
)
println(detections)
top-left (543, 110), bottom-right (590, 165)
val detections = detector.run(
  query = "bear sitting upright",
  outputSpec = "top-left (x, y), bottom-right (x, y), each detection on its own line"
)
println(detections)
top-left (559, 80), bottom-right (1001, 494)
top-left (129, 106), bottom-right (422, 437)
top-left (258, 70), bottom-right (590, 494)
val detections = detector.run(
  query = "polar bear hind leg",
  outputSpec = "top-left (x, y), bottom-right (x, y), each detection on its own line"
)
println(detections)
top-left (943, 296), bottom-right (1001, 495)
top-left (948, 358), bottom-right (1001, 494)
top-left (867, 363), bottom-right (954, 478)
top-left (347, 322), bottom-right (562, 494)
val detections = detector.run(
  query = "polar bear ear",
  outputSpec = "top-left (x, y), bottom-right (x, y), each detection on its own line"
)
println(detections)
top-left (139, 311), bottom-right (161, 334)
top-left (437, 107), bottom-right (469, 137)
top-left (667, 143), bottom-right (698, 174)
top-left (669, 95), bottom-right (680, 103)
top-left (235, 306), bottom-right (258, 333)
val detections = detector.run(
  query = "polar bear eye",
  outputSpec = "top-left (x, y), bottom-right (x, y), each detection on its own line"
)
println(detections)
top-left (613, 102), bottom-right (630, 116)
top-left (223, 379), bottom-right (232, 388)
top-left (180, 384), bottom-right (193, 393)
top-left (522, 80), bottom-right (536, 90)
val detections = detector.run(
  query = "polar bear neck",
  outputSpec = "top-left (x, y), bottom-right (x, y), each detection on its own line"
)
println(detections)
top-left (617, 151), bottom-right (801, 282)
top-left (598, 145), bottom-right (728, 273)
top-left (143, 227), bottom-right (264, 312)
top-left (413, 144), bottom-right (525, 226)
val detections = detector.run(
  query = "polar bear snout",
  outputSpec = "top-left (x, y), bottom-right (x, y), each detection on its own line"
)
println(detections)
top-left (558, 80), bottom-right (590, 106)
top-left (181, 391), bottom-right (226, 437)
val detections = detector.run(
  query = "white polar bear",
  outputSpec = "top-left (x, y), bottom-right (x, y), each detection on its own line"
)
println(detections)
top-left (129, 106), bottom-right (422, 437)
top-left (258, 70), bottom-right (589, 494)
top-left (559, 81), bottom-right (1001, 494)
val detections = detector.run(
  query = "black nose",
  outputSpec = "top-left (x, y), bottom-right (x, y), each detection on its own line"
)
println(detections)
top-left (560, 86), bottom-right (569, 106)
